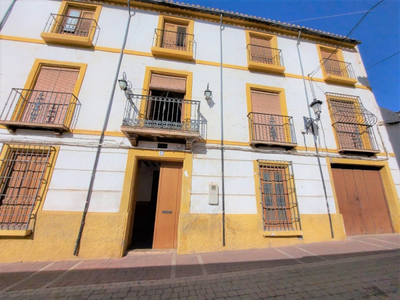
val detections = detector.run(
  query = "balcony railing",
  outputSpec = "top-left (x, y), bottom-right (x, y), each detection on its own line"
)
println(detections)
top-left (322, 58), bottom-right (356, 80)
top-left (247, 44), bottom-right (284, 67)
top-left (0, 88), bottom-right (81, 133)
top-left (153, 28), bottom-right (194, 52)
top-left (121, 94), bottom-right (206, 148)
top-left (248, 113), bottom-right (296, 148)
top-left (41, 13), bottom-right (100, 46)
top-left (333, 124), bottom-right (379, 153)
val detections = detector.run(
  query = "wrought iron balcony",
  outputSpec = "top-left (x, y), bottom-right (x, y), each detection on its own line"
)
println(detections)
top-left (151, 28), bottom-right (194, 60)
top-left (247, 44), bottom-right (285, 73)
top-left (322, 58), bottom-right (357, 85)
top-left (121, 94), bottom-right (206, 149)
top-left (0, 88), bottom-right (81, 133)
top-left (41, 13), bottom-right (100, 47)
top-left (327, 92), bottom-right (379, 154)
top-left (248, 113), bottom-right (297, 148)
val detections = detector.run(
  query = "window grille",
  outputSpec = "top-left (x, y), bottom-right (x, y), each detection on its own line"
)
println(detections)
top-left (0, 144), bottom-right (54, 231)
top-left (326, 93), bottom-right (378, 152)
top-left (258, 160), bottom-right (301, 231)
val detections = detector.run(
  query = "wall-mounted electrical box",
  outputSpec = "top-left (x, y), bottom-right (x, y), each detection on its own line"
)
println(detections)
top-left (209, 183), bottom-right (219, 205)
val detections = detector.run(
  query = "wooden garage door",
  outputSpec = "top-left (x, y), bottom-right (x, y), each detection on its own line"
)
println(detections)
top-left (331, 165), bottom-right (393, 236)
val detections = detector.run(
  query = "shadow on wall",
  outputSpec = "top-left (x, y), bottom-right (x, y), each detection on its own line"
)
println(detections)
top-left (379, 106), bottom-right (400, 170)
top-left (357, 76), bottom-right (370, 87)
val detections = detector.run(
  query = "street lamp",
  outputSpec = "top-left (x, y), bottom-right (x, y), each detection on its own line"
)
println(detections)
top-left (118, 72), bottom-right (131, 91)
top-left (204, 83), bottom-right (213, 101)
top-left (304, 99), bottom-right (323, 136)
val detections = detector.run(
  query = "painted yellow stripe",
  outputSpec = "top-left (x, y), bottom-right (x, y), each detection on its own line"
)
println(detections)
top-left (0, 34), bottom-right (372, 91)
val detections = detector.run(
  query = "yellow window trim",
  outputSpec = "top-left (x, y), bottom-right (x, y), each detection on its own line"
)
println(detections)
top-left (151, 14), bottom-right (195, 61)
top-left (253, 160), bottom-right (301, 233)
top-left (40, 1), bottom-right (102, 48)
top-left (0, 144), bottom-right (59, 235)
top-left (326, 157), bottom-right (400, 233)
top-left (119, 149), bottom-right (193, 255)
top-left (141, 66), bottom-right (193, 125)
top-left (245, 30), bottom-right (285, 74)
top-left (12, 59), bottom-right (87, 129)
top-left (316, 44), bottom-right (357, 85)
top-left (325, 93), bottom-right (376, 154)
top-left (246, 83), bottom-right (293, 145)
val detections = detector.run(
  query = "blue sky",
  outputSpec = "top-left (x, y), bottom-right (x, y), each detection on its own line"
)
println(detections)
top-left (182, 0), bottom-right (400, 112)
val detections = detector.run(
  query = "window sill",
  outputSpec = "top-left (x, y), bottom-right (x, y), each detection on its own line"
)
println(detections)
top-left (250, 140), bottom-right (297, 149)
top-left (324, 75), bottom-right (357, 86)
top-left (0, 229), bottom-right (32, 237)
top-left (41, 32), bottom-right (94, 47)
top-left (0, 120), bottom-right (70, 134)
top-left (262, 230), bottom-right (303, 237)
top-left (151, 46), bottom-right (194, 61)
top-left (248, 61), bottom-right (285, 74)
top-left (338, 148), bottom-right (380, 155)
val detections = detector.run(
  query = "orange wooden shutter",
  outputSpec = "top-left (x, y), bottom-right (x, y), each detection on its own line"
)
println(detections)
top-left (162, 22), bottom-right (177, 49)
top-left (33, 66), bottom-right (79, 93)
top-left (251, 90), bottom-right (281, 115)
top-left (249, 36), bottom-right (272, 63)
top-left (149, 74), bottom-right (186, 93)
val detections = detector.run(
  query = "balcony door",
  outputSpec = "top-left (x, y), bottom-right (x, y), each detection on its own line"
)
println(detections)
top-left (250, 35), bottom-right (273, 64)
top-left (146, 74), bottom-right (186, 129)
top-left (321, 48), bottom-right (346, 77)
top-left (251, 90), bottom-right (284, 142)
top-left (61, 8), bottom-right (94, 37)
top-left (162, 22), bottom-right (188, 51)
top-left (20, 66), bottom-right (78, 126)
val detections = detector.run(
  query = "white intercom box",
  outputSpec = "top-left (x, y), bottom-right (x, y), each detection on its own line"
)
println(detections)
top-left (209, 183), bottom-right (219, 205)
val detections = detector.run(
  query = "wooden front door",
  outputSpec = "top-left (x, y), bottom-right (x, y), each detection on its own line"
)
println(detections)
top-left (152, 162), bottom-right (183, 249)
top-left (331, 165), bottom-right (393, 236)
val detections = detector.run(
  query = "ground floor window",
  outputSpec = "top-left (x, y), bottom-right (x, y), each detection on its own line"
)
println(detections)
top-left (0, 144), bottom-right (55, 231)
top-left (258, 160), bottom-right (301, 231)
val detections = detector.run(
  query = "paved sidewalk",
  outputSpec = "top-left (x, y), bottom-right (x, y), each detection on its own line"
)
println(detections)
top-left (0, 234), bottom-right (399, 299)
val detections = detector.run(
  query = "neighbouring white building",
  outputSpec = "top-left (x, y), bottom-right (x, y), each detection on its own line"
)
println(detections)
top-left (0, 0), bottom-right (399, 262)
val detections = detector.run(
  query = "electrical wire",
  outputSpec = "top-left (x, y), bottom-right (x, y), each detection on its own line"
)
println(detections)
top-left (308, 0), bottom-right (385, 78)
top-left (366, 50), bottom-right (400, 69)
top-left (289, 10), bottom-right (368, 23)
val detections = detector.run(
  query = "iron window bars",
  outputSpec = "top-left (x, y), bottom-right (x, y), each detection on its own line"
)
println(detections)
top-left (258, 160), bottom-right (301, 231)
top-left (248, 113), bottom-right (296, 145)
top-left (322, 58), bottom-right (356, 79)
top-left (0, 144), bottom-right (55, 231)
top-left (122, 94), bottom-right (206, 138)
top-left (326, 93), bottom-right (379, 152)
top-left (247, 44), bottom-right (284, 67)
top-left (43, 13), bottom-right (100, 38)
top-left (0, 88), bottom-right (81, 130)
top-left (153, 28), bottom-right (194, 52)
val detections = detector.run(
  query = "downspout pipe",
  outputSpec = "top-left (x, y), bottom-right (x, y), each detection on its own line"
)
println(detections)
top-left (296, 30), bottom-right (334, 239)
top-left (220, 14), bottom-right (226, 247)
top-left (74, 1), bottom-right (134, 256)
top-left (0, 0), bottom-right (17, 31)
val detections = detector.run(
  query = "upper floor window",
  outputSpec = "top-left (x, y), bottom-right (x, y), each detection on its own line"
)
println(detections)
top-left (246, 31), bottom-right (285, 74)
top-left (0, 59), bottom-right (86, 134)
top-left (246, 84), bottom-right (296, 148)
top-left (317, 45), bottom-right (357, 85)
top-left (41, 1), bottom-right (102, 47)
top-left (151, 15), bottom-right (195, 61)
top-left (326, 93), bottom-right (379, 154)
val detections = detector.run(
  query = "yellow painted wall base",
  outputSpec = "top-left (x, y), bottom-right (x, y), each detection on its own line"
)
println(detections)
top-left (0, 211), bottom-right (127, 263)
top-left (177, 213), bottom-right (346, 254)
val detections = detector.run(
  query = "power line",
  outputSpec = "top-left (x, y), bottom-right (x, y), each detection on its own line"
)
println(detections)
top-left (366, 50), bottom-right (400, 69)
top-left (308, 0), bottom-right (385, 78)
top-left (289, 10), bottom-right (368, 23)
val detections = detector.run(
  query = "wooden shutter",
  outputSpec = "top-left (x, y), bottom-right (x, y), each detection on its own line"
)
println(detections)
top-left (251, 90), bottom-right (281, 115)
top-left (162, 22), bottom-right (177, 49)
top-left (149, 74), bottom-right (186, 93)
top-left (321, 48), bottom-right (342, 76)
top-left (21, 66), bottom-right (79, 124)
top-left (79, 11), bottom-right (94, 36)
top-left (249, 35), bottom-right (272, 64)
top-left (251, 91), bottom-right (285, 142)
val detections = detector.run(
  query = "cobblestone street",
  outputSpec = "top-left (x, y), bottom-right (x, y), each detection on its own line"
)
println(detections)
top-left (0, 235), bottom-right (399, 299)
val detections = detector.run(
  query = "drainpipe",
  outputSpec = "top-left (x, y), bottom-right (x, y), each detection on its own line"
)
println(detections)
top-left (296, 30), bottom-right (334, 239)
top-left (219, 14), bottom-right (226, 247)
top-left (74, 1), bottom-right (134, 256)
top-left (0, 0), bottom-right (17, 31)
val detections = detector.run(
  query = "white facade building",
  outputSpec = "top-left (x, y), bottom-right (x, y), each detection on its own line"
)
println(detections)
top-left (0, 0), bottom-right (399, 262)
